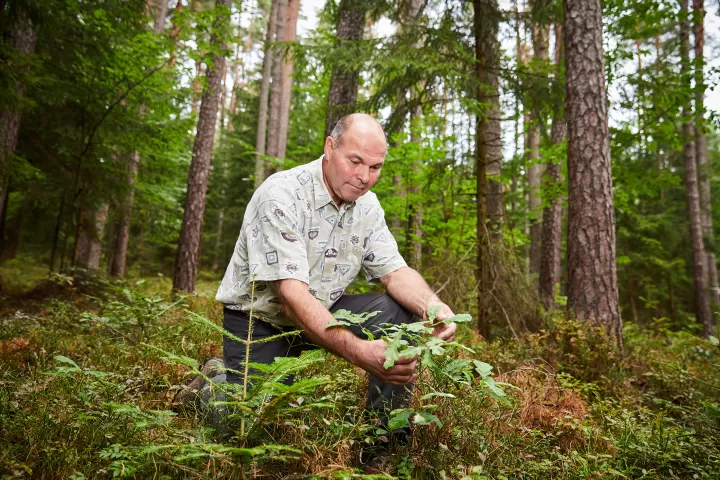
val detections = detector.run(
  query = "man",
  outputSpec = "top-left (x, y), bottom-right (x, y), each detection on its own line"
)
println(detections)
top-left (213, 113), bottom-right (457, 469)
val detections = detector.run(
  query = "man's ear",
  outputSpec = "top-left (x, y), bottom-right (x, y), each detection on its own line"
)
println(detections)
top-left (323, 136), bottom-right (334, 158)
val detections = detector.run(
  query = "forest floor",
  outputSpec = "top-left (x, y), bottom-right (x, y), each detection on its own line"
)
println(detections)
top-left (0, 257), bottom-right (719, 479)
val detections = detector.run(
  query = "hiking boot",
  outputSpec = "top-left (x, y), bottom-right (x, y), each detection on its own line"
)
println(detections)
top-left (172, 357), bottom-right (224, 411)
top-left (360, 445), bottom-right (395, 475)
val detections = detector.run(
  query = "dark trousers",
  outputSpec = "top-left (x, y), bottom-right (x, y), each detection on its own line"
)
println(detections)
top-left (223, 293), bottom-right (416, 425)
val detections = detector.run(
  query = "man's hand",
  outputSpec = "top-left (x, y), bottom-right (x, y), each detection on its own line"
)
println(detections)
top-left (426, 303), bottom-right (457, 342)
top-left (353, 339), bottom-right (418, 385)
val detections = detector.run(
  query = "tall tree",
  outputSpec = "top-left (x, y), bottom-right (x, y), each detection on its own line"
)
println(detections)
top-left (324, 0), bottom-right (366, 137)
top-left (528, 17), bottom-right (549, 275)
top-left (266, 0), bottom-right (288, 165)
top-left (173, 0), bottom-right (231, 293)
top-left (564, 0), bottom-right (622, 339)
top-left (75, 202), bottom-right (109, 270)
top-left (679, 0), bottom-right (712, 337)
top-left (0, 9), bottom-right (37, 242)
top-left (474, 0), bottom-right (502, 338)
top-left (692, 0), bottom-right (720, 311)
top-left (254, 0), bottom-right (278, 188)
top-left (109, 0), bottom-right (168, 277)
top-left (276, 0), bottom-right (300, 160)
top-left (539, 23), bottom-right (566, 309)
top-left (404, 0), bottom-right (425, 270)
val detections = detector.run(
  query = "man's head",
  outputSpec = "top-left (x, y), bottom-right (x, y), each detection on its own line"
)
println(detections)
top-left (322, 113), bottom-right (387, 205)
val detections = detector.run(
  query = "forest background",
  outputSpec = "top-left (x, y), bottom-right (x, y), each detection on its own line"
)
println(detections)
top-left (1, 0), bottom-right (720, 477)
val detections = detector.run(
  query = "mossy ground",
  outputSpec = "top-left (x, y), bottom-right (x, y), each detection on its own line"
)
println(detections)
top-left (0, 265), bottom-right (718, 479)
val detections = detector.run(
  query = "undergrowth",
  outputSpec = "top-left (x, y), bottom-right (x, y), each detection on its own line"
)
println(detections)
top-left (0, 271), bottom-right (718, 479)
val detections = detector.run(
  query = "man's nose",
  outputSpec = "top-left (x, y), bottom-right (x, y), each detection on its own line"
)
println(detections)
top-left (358, 166), bottom-right (370, 184)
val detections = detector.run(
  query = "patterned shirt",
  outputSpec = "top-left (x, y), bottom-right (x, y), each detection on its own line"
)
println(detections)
top-left (216, 156), bottom-right (407, 326)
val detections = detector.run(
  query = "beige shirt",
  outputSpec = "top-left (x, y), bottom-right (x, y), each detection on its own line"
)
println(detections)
top-left (216, 157), bottom-right (407, 326)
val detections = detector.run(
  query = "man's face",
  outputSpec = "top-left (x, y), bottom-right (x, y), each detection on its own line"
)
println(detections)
top-left (322, 124), bottom-right (386, 205)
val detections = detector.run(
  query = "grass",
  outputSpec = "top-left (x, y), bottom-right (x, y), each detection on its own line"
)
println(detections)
top-left (0, 267), bottom-right (719, 479)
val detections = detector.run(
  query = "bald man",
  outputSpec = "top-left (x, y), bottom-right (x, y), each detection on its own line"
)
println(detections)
top-left (213, 113), bottom-right (457, 468)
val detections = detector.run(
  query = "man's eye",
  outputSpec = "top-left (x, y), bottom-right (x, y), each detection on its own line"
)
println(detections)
top-left (372, 165), bottom-right (382, 171)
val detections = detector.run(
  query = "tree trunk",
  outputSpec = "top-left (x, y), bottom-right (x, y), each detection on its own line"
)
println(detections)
top-left (680, 0), bottom-right (712, 337)
top-left (324, 0), bottom-right (366, 138)
top-left (474, 0), bottom-right (501, 339)
top-left (0, 12), bottom-right (37, 234)
top-left (153, 0), bottom-right (169, 35)
top-left (403, 0), bottom-right (425, 270)
top-left (564, 0), bottom-right (622, 340)
top-left (255, 0), bottom-right (279, 188)
top-left (539, 23), bottom-right (566, 310)
top-left (173, 0), bottom-right (231, 293)
top-left (528, 22), bottom-right (549, 275)
top-left (75, 203), bottom-right (110, 270)
top-left (276, 0), bottom-right (300, 160)
top-left (109, 150), bottom-right (140, 276)
top-left (692, 0), bottom-right (720, 312)
top-left (109, 3), bottom-right (166, 277)
top-left (266, 0), bottom-right (288, 165)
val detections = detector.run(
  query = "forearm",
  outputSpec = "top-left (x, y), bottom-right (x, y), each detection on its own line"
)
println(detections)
top-left (274, 279), bottom-right (365, 365)
top-left (381, 266), bottom-right (442, 320)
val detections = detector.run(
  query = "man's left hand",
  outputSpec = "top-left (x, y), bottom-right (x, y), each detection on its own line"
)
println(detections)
top-left (426, 303), bottom-right (457, 342)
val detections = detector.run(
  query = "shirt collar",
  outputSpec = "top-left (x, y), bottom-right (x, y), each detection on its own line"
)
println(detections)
top-left (311, 155), bottom-right (356, 211)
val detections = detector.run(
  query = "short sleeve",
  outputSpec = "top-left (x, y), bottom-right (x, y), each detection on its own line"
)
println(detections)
top-left (245, 199), bottom-right (310, 284)
top-left (362, 204), bottom-right (408, 282)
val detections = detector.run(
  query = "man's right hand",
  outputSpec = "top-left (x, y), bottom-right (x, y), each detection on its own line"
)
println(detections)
top-left (353, 339), bottom-right (418, 385)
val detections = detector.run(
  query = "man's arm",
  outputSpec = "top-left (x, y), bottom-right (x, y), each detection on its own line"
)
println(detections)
top-left (380, 266), bottom-right (457, 341)
top-left (273, 278), bottom-right (418, 385)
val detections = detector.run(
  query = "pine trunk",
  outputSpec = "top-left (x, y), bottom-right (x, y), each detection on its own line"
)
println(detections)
top-left (75, 203), bottom-right (110, 270)
top-left (109, 4), bottom-right (166, 277)
top-left (564, 0), bottom-right (623, 340)
top-left (404, 0), bottom-right (425, 270)
top-left (0, 12), bottom-right (37, 232)
top-left (173, 0), bottom-right (231, 293)
top-left (255, 0), bottom-right (279, 188)
top-left (539, 23), bottom-right (566, 309)
top-left (692, 0), bottom-right (720, 312)
top-left (153, 0), bottom-right (169, 35)
top-left (266, 0), bottom-right (288, 166)
top-left (276, 0), bottom-right (300, 160)
top-left (680, 0), bottom-right (712, 337)
top-left (324, 0), bottom-right (366, 138)
top-left (110, 150), bottom-right (140, 276)
top-left (474, 0), bottom-right (501, 338)
top-left (528, 23), bottom-right (549, 275)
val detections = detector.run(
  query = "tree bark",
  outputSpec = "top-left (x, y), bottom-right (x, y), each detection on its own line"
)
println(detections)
top-left (75, 203), bottom-right (110, 270)
top-left (528, 22), bottom-right (549, 275)
top-left (0, 12), bottom-right (37, 236)
top-left (153, 0), bottom-right (169, 35)
top-left (474, 0), bottom-right (502, 339)
top-left (324, 0), bottom-right (366, 138)
top-left (255, 0), bottom-right (279, 188)
top-left (109, 150), bottom-right (140, 276)
top-left (692, 0), bottom-right (720, 312)
top-left (564, 0), bottom-right (622, 340)
top-left (173, 0), bottom-right (231, 293)
top-left (680, 0), bottom-right (712, 337)
top-left (276, 0), bottom-right (300, 160)
top-left (539, 23), bottom-right (566, 310)
top-left (109, 3), bottom-right (167, 277)
top-left (266, 0), bottom-right (288, 164)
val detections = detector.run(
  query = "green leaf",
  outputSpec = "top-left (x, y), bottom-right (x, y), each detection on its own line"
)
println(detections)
top-left (473, 360), bottom-right (493, 378)
top-left (413, 411), bottom-right (442, 427)
top-left (388, 409), bottom-right (413, 431)
top-left (709, 336), bottom-right (719, 346)
top-left (54, 355), bottom-right (81, 370)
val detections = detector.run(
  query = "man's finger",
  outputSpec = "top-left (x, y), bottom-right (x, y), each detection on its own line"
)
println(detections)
top-left (394, 353), bottom-right (419, 364)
